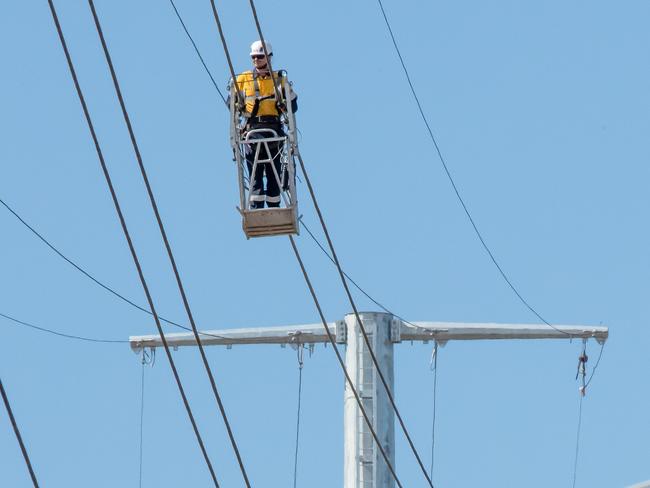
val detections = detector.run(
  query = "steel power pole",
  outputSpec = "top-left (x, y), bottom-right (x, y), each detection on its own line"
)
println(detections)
top-left (129, 313), bottom-right (608, 488)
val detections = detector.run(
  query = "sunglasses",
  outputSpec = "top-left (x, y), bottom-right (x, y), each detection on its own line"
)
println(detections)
top-left (251, 55), bottom-right (266, 60)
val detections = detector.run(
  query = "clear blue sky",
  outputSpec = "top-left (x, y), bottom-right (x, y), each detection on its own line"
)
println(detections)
top-left (1, 1), bottom-right (648, 487)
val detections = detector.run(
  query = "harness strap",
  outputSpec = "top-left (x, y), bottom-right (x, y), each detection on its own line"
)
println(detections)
top-left (249, 70), bottom-right (282, 118)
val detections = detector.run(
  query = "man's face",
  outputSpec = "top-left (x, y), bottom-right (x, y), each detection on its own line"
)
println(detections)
top-left (252, 54), bottom-right (269, 70)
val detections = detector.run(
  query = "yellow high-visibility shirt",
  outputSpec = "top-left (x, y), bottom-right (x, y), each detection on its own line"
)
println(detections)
top-left (235, 70), bottom-right (286, 116)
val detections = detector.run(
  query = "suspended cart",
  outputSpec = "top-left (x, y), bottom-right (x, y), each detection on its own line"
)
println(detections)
top-left (229, 72), bottom-right (299, 239)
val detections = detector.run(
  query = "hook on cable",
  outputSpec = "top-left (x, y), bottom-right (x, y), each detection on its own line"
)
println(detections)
top-left (576, 339), bottom-right (588, 396)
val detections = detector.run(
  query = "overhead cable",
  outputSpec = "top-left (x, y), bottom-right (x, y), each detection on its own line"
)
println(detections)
top-left (208, 0), bottom-right (239, 87)
top-left (374, 8), bottom-right (607, 481)
top-left (165, 8), bottom-right (423, 335)
top-left (0, 311), bottom-right (127, 344)
top-left (292, 344), bottom-right (304, 488)
top-left (430, 341), bottom-right (439, 482)
top-left (203, 4), bottom-right (403, 484)
top-left (86, 1), bottom-right (251, 485)
top-left (584, 341), bottom-right (604, 390)
top-left (224, 0), bottom-right (435, 483)
top-left (374, 0), bottom-right (574, 338)
top-left (293, 150), bottom-right (434, 487)
top-left (0, 377), bottom-right (40, 488)
top-left (0, 191), bottom-right (232, 341)
top-left (299, 219), bottom-right (426, 330)
top-left (139, 349), bottom-right (154, 488)
top-left (243, 0), bottom-right (282, 103)
top-left (46, 1), bottom-right (220, 484)
top-left (289, 236), bottom-right (404, 488)
top-left (167, 0), bottom-right (226, 105)
top-left (572, 393), bottom-right (584, 488)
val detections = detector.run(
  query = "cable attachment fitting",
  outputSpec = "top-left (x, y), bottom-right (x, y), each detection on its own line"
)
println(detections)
top-left (296, 344), bottom-right (304, 370)
top-left (576, 339), bottom-right (588, 396)
top-left (141, 347), bottom-right (156, 367)
top-left (429, 340), bottom-right (439, 371)
top-left (288, 331), bottom-right (307, 369)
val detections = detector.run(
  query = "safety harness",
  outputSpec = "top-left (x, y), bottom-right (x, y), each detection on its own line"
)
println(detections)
top-left (246, 70), bottom-right (284, 119)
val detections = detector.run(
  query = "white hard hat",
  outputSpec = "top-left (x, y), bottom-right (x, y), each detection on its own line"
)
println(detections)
top-left (250, 40), bottom-right (273, 56)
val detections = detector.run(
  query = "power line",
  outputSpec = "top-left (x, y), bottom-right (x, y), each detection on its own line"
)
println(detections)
top-left (299, 219), bottom-right (425, 331)
top-left (246, 14), bottom-right (435, 465)
top-left (585, 341), bottom-right (605, 390)
top-left (203, 3), bottom-right (405, 484)
top-left (207, 0), bottom-right (434, 483)
top-left (243, 0), bottom-right (282, 103)
top-left (0, 377), bottom-right (40, 488)
top-left (138, 349), bottom-right (154, 488)
top-left (0, 311), bottom-right (127, 344)
top-left (86, 1), bottom-right (251, 485)
top-left (173, 6), bottom-right (599, 487)
top-left (572, 339), bottom-right (591, 488)
top-left (294, 149), bottom-right (435, 487)
top-left (139, 353), bottom-right (146, 488)
top-left (204, 2), bottom-right (405, 483)
top-left (430, 341), bottom-right (439, 482)
top-left (164, 6), bottom-right (424, 335)
top-left (0, 196), bottom-right (229, 341)
top-left (208, 0), bottom-right (239, 86)
top-left (292, 345), bottom-right (304, 488)
top-left (167, 0), bottom-right (226, 105)
top-left (374, 0), bottom-right (575, 338)
top-left (572, 394), bottom-right (583, 488)
top-left (289, 236), bottom-right (404, 488)
top-left (167, 0), bottom-right (587, 347)
top-left (47, 1), bottom-right (220, 484)
top-left (0, 197), bottom-right (162, 321)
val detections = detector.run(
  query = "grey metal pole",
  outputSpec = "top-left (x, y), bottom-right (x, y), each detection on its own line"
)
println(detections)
top-left (344, 312), bottom-right (395, 488)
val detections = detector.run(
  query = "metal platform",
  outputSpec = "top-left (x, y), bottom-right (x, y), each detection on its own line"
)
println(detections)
top-left (240, 207), bottom-right (299, 238)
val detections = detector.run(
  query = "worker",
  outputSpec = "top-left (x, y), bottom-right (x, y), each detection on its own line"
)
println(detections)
top-left (234, 40), bottom-right (297, 209)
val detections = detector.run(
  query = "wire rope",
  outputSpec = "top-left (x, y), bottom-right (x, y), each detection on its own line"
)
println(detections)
top-left (374, 0), bottom-right (575, 338)
top-left (243, 0), bottom-right (282, 103)
top-left (175, 5), bottom-right (599, 487)
top-left (241, 1), bottom-right (434, 483)
top-left (47, 2), bottom-right (220, 484)
top-left (0, 311), bottom-right (127, 344)
top-left (584, 341), bottom-right (605, 390)
top-left (139, 351), bottom-right (146, 488)
top-left (299, 219), bottom-right (430, 332)
top-left (204, 3), bottom-right (405, 483)
top-left (167, 0), bottom-right (227, 105)
top-left (208, 0), bottom-right (240, 90)
top-left (199, 5), bottom-right (407, 484)
top-left (294, 150), bottom-right (435, 487)
top-left (0, 196), bottom-right (230, 341)
top-left (0, 377), bottom-right (40, 488)
top-left (165, 7), bottom-right (429, 336)
top-left (292, 344), bottom-right (304, 488)
top-left (289, 236), bottom-right (403, 488)
top-left (572, 394), bottom-right (583, 488)
top-left (572, 339), bottom-right (589, 488)
top-left (86, 2), bottom-right (251, 485)
top-left (430, 341), bottom-right (438, 482)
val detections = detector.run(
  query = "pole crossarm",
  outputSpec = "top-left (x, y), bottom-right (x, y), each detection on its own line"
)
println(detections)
top-left (129, 322), bottom-right (342, 351)
top-left (129, 318), bottom-right (608, 352)
top-left (400, 321), bottom-right (609, 344)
